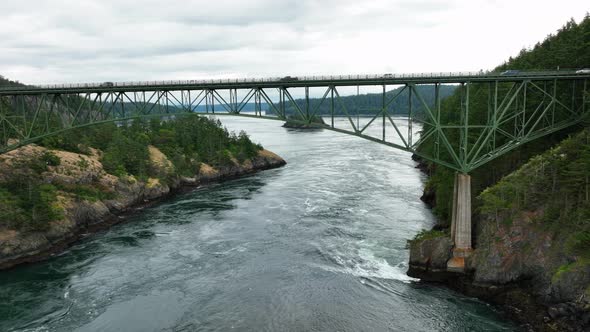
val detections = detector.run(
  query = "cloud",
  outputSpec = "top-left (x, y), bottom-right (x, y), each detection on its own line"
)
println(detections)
top-left (0, 0), bottom-right (587, 84)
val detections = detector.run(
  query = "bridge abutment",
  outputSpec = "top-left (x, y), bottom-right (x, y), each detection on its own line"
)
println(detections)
top-left (447, 173), bottom-right (472, 273)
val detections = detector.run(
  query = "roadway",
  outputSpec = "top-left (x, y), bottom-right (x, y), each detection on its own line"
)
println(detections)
top-left (1, 71), bottom-right (589, 95)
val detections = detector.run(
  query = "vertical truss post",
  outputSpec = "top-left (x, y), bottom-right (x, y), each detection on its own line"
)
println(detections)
top-left (231, 88), bottom-right (237, 113)
top-left (188, 90), bottom-right (193, 112)
top-left (493, 81), bottom-right (498, 150)
top-left (330, 86), bottom-right (334, 128)
top-left (583, 79), bottom-right (587, 116)
top-left (552, 79), bottom-right (557, 125)
top-left (522, 80), bottom-right (527, 138)
top-left (180, 90), bottom-right (185, 111)
top-left (156, 91), bottom-right (162, 115)
top-left (211, 89), bottom-right (215, 114)
top-left (571, 81), bottom-right (576, 114)
top-left (408, 84), bottom-right (413, 146)
top-left (435, 83), bottom-right (441, 159)
top-left (463, 82), bottom-right (469, 170)
top-left (305, 86), bottom-right (310, 123)
top-left (356, 85), bottom-right (360, 131)
top-left (382, 84), bottom-right (386, 141)
top-left (120, 92), bottom-right (126, 118)
top-left (459, 83), bottom-right (465, 168)
top-left (205, 90), bottom-right (210, 113)
top-left (255, 88), bottom-right (261, 116)
top-left (280, 88), bottom-right (285, 118)
top-left (486, 82), bottom-right (492, 153)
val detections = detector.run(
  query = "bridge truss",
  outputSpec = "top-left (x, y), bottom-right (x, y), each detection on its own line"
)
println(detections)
top-left (0, 72), bottom-right (588, 173)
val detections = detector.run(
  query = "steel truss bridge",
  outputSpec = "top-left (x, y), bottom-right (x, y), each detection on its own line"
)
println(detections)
top-left (1, 70), bottom-right (589, 268)
top-left (0, 71), bottom-right (589, 174)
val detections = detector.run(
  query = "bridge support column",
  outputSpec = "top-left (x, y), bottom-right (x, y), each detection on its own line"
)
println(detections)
top-left (447, 172), bottom-right (472, 273)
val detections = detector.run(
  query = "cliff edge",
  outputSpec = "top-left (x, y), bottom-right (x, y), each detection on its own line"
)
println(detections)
top-left (0, 144), bottom-right (285, 270)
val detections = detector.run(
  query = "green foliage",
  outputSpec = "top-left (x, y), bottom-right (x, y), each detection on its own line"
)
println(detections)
top-left (39, 115), bottom-right (263, 178)
top-left (41, 130), bottom-right (91, 155)
top-left (552, 262), bottom-right (576, 283)
top-left (565, 231), bottom-right (590, 258)
top-left (0, 188), bottom-right (26, 226)
top-left (41, 151), bottom-right (61, 167)
top-left (149, 116), bottom-right (262, 170)
top-left (421, 15), bottom-right (590, 226)
top-left (0, 178), bottom-right (62, 231)
top-left (76, 156), bottom-right (90, 170)
top-left (54, 183), bottom-right (115, 202)
top-left (101, 131), bottom-right (150, 177)
top-left (0, 115), bottom-right (263, 232)
top-left (29, 152), bottom-right (62, 174)
top-left (497, 15), bottom-right (590, 71)
top-left (408, 229), bottom-right (447, 244)
top-left (478, 129), bottom-right (590, 227)
top-left (552, 258), bottom-right (590, 283)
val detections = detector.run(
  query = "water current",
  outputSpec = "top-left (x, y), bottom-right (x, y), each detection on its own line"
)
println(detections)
top-left (0, 117), bottom-right (516, 331)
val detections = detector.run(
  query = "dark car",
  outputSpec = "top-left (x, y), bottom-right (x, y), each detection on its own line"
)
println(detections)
top-left (99, 82), bottom-right (114, 87)
top-left (279, 76), bottom-right (298, 82)
top-left (500, 70), bottom-right (520, 76)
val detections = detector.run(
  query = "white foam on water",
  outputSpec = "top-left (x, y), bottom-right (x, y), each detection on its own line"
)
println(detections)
top-left (351, 248), bottom-right (418, 283)
top-left (315, 247), bottom-right (418, 283)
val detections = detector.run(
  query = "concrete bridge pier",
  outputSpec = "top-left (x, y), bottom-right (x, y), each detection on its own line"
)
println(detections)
top-left (447, 173), bottom-right (473, 273)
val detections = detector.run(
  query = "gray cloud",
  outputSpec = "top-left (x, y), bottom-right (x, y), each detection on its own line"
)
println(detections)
top-left (0, 0), bottom-right (587, 84)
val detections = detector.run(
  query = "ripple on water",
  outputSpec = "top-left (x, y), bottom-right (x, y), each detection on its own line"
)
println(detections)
top-left (0, 117), bottom-right (517, 332)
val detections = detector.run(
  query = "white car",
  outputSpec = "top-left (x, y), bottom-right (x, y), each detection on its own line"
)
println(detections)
top-left (576, 68), bottom-right (590, 74)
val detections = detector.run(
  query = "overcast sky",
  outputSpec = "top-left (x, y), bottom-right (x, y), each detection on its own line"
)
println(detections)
top-left (0, 0), bottom-right (587, 84)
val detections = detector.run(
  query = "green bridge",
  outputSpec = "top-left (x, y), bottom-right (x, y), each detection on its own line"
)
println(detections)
top-left (1, 70), bottom-right (589, 271)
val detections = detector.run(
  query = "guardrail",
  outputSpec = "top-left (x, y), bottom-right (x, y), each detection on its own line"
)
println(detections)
top-left (0, 70), bottom-right (585, 91)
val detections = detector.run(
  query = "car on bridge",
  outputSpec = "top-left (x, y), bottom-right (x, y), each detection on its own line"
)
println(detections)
top-left (99, 82), bottom-right (114, 87)
top-left (576, 68), bottom-right (590, 74)
top-left (500, 70), bottom-right (521, 76)
top-left (279, 76), bottom-right (298, 82)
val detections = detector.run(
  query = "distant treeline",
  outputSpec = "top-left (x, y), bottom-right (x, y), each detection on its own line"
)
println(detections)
top-left (420, 14), bottom-right (590, 225)
top-left (101, 85), bottom-right (457, 118)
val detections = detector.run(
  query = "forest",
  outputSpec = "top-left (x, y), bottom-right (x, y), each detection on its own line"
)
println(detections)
top-left (0, 115), bottom-right (262, 231)
top-left (419, 14), bottom-right (590, 251)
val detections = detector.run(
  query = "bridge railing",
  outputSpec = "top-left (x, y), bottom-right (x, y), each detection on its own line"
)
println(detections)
top-left (32, 71), bottom-right (493, 89)
top-left (0, 70), bottom-right (584, 91)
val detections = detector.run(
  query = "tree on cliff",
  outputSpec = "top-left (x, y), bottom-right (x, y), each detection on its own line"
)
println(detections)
top-left (419, 14), bottom-right (590, 226)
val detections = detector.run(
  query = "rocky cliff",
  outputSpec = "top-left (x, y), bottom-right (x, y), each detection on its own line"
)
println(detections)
top-left (0, 144), bottom-right (285, 270)
top-left (408, 130), bottom-right (590, 331)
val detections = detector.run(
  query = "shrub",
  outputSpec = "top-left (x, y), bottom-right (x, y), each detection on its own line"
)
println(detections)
top-left (41, 151), bottom-right (61, 166)
top-left (565, 231), bottom-right (590, 258)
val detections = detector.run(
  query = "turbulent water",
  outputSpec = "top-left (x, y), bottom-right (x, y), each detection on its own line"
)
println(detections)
top-left (0, 117), bottom-right (516, 331)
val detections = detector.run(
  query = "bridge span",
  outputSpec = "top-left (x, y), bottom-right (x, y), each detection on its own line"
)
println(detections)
top-left (1, 70), bottom-right (588, 272)
top-left (0, 70), bottom-right (587, 94)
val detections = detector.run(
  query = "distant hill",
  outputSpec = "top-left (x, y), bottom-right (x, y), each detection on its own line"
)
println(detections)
top-left (0, 75), bottom-right (25, 88)
top-left (282, 85), bottom-right (456, 117)
top-left (0, 73), bottom-right (455, 118)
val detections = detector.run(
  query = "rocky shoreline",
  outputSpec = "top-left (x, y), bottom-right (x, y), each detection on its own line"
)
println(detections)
top-left (407, 156), bottom-right (590, 332)
top-left (0, 146), bottom-right (286, 271)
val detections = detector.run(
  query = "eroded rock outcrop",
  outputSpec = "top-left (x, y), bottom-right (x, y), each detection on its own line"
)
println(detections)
top-left (0, 144), bottom-right (285, 270)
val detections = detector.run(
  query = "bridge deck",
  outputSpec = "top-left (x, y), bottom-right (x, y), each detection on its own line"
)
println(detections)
top-left (1, 71), bottom-right (589, 95)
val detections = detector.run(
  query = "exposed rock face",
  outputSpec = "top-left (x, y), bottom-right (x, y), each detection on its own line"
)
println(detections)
top-left (467, 213), bottom-right (590, 331)
top-left (408, 209), bottom-right (590, 331)
top-left (0, 145), bottom-right (286, 270)
top-left (407, 236), bottom-right (453, 281)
